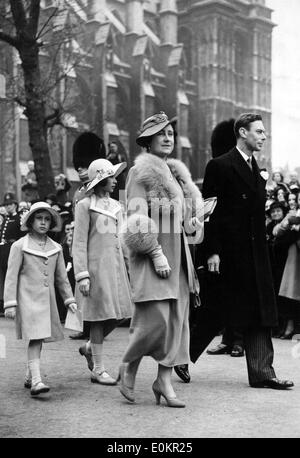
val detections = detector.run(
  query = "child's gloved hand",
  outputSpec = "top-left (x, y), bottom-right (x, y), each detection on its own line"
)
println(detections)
top-left (5, 307), bottom-right (16, 319)
top-left (68, 302), bottom-right (77, 313)
top-left (78, 278), bottom-right (90, 296)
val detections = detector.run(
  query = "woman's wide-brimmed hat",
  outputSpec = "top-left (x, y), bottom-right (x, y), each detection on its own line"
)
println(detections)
top-left (136, 111), bottom-right (177, 146)
top-left (21, 201), bottom-right (62, 232)
top-left (86, 159), bottom-right (127, 193)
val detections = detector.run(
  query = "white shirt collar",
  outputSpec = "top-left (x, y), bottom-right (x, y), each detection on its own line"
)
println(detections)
top-left (236, 146), bottom-right (252, 164)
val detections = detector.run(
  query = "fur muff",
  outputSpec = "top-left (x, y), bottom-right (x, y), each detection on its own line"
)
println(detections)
top-left (121, 213), bottom-right (158, 254)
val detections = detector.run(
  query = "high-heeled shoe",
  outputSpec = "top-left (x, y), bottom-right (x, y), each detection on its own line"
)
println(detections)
top-left (118, 363), bottom-right (135, 403)
top-left (152, 380), bottom-right (185, 408)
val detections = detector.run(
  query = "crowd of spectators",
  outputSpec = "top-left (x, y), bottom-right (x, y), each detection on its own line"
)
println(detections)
top-left (266, 170), bottom-right (300, 339)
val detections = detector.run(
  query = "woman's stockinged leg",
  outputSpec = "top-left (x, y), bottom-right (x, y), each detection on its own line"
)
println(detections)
top-left (152, 364), bottom-right (185, 407)
top-left (124, 357), bottom-right (142, 387)
top-left (156, 364), bottom-right (176, 398)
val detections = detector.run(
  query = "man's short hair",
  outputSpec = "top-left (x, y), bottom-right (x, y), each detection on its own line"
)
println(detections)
top-left (234, 113), bottom-right (263, 139)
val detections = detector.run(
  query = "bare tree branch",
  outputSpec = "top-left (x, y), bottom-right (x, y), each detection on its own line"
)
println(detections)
top-left (36, 5), bottom-right (59, 41)
top-left (10, 0), bottom-right (27, 34)
top-left (0, 30), bottom-right (19, 48)
top-left (29, 0), bottom-right (40, 34)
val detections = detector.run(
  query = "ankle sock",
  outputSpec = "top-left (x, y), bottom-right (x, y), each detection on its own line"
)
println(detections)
top-left (91, 343), bottom-right (105, 374)
top-left (28, 359), bottom-right (41, 386)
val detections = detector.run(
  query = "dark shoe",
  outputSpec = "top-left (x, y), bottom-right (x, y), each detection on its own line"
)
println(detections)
top-left (79, 343), bottom-right (93, 371)
top-left (280, 332), bottom-right (294, 340)
top-left (69, 332), bottom-right (87, 340)
top-left (230, 345), bottom-right (244, 357)
top-left (174, 364), bottom-right (190, 383)
top-left (24, 376), bottom-right (31, 389)
top-left (250, 378), bottom-right (294, 390)
top-left (207, 343), bottom-right (232, 355)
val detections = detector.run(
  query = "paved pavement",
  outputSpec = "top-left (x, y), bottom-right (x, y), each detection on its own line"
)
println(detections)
top-left (0, 317), bottom-right (300, 438)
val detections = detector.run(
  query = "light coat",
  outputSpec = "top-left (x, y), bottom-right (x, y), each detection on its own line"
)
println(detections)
top-left (279, 242), bottom-right (300, 301)
top-left (72, 195), bottom-right (133, 321)
top-left (122, 153), bottom-right (204, 303)
top-left (4, 234), bottom-right (75, 341)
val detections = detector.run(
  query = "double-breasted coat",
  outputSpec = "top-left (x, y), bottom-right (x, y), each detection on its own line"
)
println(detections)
top-left (203, 147), bottom-right (278, 327)
top-left (123, 153), bottom-right (203, 303)
top-left (4, 234), bottom-right (75, 341)
top-left (72, 195), bottom-right (133, 322)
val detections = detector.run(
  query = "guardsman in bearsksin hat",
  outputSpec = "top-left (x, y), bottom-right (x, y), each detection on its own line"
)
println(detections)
top-left (0, 192), bottom-right (22, 316)
top-left (69, 132), bottom-right (106, 341)
top-left (72, 132), bottom-right (107, 207)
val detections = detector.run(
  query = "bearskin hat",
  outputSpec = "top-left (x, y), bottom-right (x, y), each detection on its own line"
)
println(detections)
top-left (210, 118), bottom-right (236, 158)
top-left (72, 132), bottom-right (106, 171)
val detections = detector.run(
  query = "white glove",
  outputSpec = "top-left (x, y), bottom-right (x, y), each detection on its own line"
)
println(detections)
top-left (78, 278), bottom-right (90, 296)
top-left (5, 307), bottom-right (16, 319)
top-left (150, 246), bottom-right (171, 279)
top-left (68, 302), bottom-right (78, 313)
top-left (190, 217), bottom-right (203, 231)
top-left (185, 216), bottom-right (203, 234)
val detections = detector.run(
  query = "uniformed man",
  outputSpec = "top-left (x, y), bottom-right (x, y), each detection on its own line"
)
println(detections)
top-left (0, 192), bottom-right (22, 315)
top-left (69, 131), bottom-right (106, 339)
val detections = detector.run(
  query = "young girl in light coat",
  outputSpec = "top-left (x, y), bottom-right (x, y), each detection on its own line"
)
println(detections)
top-left (72, 158), bottom-right (133, 386)
top-left (4, 202), bottom-right (77, 396)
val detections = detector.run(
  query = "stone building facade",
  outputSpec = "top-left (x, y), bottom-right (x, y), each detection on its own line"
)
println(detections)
top-left (0, 0), bottom-right (274, 199)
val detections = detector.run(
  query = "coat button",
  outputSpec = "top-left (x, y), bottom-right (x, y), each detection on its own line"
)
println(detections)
top-left (44, 259), bottom-right (48, 265)
top-left (44, 271), bottom-right (48, 276)
top-left (44, 281), bottom-right (49, 287)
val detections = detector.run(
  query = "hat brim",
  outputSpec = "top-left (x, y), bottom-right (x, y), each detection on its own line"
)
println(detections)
top-left (86, 162), bottom-right (127, 193)
top-left (136, 117), bottom-right (177, 146)
top-left (2, 199), bottom-right (17, 206)
top-left (21, 206), bottom-right (62, 232)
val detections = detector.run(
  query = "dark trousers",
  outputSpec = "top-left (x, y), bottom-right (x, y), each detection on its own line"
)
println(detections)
top-left (190, 307), bottom-right (276, 384)
top-left (221, 326), bottom-right (244, 348)
top-left (0, 244), bottom-right (11, 314)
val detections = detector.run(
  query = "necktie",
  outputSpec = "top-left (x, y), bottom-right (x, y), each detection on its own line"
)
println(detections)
top-left (247, 157), bottom-right (253, 171)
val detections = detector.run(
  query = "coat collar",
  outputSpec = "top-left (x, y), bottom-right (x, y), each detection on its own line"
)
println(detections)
top-left (133, 153), bottom-right (203, 212)
top-left (231, 148), bottom-right (261, 192)
top-left (22, 234), bottom-right (61, 258)
top-left (89, 194), bottom-right (121, 220)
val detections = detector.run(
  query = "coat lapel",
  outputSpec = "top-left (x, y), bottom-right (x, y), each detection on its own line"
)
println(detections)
top-left (231, 148), bottom-right (257, 192)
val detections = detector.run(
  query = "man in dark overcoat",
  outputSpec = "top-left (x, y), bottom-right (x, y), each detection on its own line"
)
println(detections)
top-left (188, 113), bottom-right (294, 389)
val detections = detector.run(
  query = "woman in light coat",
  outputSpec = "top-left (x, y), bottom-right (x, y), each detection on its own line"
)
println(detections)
top-left (4, 202), bottom-right (77, 396)
top-left (120, 112), bottom-right (204, 408)
top-left (72, 158), bottom-right (133, 385)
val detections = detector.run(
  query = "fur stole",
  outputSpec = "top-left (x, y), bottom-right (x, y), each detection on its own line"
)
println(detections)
top-left (134, 153), bottom-right (202, 212)
top-left (122, 153), bottom-right (203, 255)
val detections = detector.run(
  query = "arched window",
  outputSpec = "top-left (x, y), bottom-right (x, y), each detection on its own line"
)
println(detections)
top-left (178, 27), bottom-right (193, 80)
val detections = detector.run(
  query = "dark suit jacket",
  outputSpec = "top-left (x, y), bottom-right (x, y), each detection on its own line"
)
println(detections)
top-left (202, 147), bottom-right (277, 327)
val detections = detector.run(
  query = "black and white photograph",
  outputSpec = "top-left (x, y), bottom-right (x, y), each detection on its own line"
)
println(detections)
top-left (0, 0), bottom-right (300, 442)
